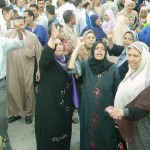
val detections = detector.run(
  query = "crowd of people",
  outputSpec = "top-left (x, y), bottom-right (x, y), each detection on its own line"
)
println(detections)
top-left (0, 0), bottom-right (150, 150)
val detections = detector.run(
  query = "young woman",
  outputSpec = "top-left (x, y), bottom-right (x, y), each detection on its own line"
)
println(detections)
top-left (106, 41), bottom-right (150, 150)
top-left (107, 30), bottom-right (139, 80)
top-left (128, 15), bottom-right (138, 30)
top-left (35, 25), bottom-right (74, 150)
top-left (68, 39), bottom-right (120, 150)
top-left (101, 9), bottom-right (116, 34)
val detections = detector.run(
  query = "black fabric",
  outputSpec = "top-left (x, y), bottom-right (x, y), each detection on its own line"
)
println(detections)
top-left (35, 44), bottom-right (74, 150)
top-left (88, 42), bottom-right (113, 74)
top-left (124, 107), bottom-right (149, 121)
top-left (107, 44), bottom-right (128, 80)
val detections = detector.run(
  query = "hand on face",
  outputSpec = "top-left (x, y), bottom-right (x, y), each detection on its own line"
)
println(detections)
top-left (77, 37), bottom-right (85, 48)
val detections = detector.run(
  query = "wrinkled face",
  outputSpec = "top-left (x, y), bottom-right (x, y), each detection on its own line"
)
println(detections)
top-left (104, 14), bottom-right (109, 21)
top-left (55, 39), bottom-right (64, 56)
top-left (140, 10), bottom-right (147, 18)
top-left (127, 47), bottom-right (142, 70)
top-left (38, 0), bottom-right (45, 10)
top-left (13, 19), bottom-right (25, 31)
top-left (95, 17), bottom-right (100, 26)
top-left (126, 3), bottom-right (133, 12)
top-left (85, 33), bottom-right (96, 49)
top-left (129, 17), bottom-right (135, 26)
top-left (123, 33), bottom-right (134, 48)
top-left (29, 7), bottom-right (38, 18)
top-left (94, 43), bottom-right (106, 60)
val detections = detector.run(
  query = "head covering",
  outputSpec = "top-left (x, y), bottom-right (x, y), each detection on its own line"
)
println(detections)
top-left (90, 14), bottom-right (106, 41)
top-left (115, 41), bottom-right (150, 109)
top-left (113, 15), bottom-right (129, 45)
top-left (88, 41), bottom-right (113, 74)
top-left (143, 12), bottom-right (150, 28)
top-left (101, 9), bottom-right (116, 34)
top-left (116, 30), bottom-right (139, 68)
top-left (128, 15), bottom-right (138, 30)
top-left (124, 0), bottom-right (134, 9)
top-left (139, 6), bottom-right (148, 25)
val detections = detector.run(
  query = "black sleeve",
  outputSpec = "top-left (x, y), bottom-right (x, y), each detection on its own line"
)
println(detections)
top-left (124, 107), bottom-right (149, 121)
top-left (107, 44), bottom-right (124, 56)
top-left (39, 44), bottom-right (55, 70)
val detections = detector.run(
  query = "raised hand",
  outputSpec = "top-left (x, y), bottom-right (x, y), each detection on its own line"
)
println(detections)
top-left (77, 37), bottom-right (85, 48)
top-left (107, 30), bottom-right (114, 40)
top-left (51, 24), bottom-right (60, 40)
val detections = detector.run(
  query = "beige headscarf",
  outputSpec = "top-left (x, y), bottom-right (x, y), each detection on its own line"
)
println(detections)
top-left (114, 41), bottom-right (150, 109)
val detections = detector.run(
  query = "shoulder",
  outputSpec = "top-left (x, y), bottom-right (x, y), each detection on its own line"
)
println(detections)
top-left (108, 64), bottom-right (118, 72)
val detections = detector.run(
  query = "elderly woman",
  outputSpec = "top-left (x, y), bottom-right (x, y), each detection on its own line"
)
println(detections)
top-left (68, 39), bottom-right (120, 150)
top-left (35, 25), bottom-right (74, 150)
top-left (106, 41), bottom-right (150, 150)
top-left (78, 30), bottom-right (96, 60)
top-left (107, 30), bottom-right (139, 80)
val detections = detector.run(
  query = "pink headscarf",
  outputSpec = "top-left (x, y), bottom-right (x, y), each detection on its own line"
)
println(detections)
top-left (102, 10), bottom-right (116, 35)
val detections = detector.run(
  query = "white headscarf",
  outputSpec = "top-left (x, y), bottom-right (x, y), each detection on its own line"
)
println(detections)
top-left (114, 41), bottom-right (150, 109)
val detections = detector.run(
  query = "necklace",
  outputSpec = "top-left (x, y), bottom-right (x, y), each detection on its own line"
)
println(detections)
top-left (97, 73), bottom-right (101, 78)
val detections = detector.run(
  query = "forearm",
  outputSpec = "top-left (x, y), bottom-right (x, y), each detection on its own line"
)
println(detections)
top-left (68, 45), bottom-right (81, 69)
top-left (107, 38), bottom-right (114, 50)
top-left (47, 37), bottom-right (55, 49)
top-left (124, 107), bottom-right (148, 121)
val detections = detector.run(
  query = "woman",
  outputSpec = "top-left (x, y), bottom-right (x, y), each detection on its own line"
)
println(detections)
top-left (139, 6), bottom-right (148, 25)
top-left (102, 9), bottom-right (116, 34)
top-left (35, 25), bottom-right (74, 150)
top-left (143, 12), bottom-right (150, 28)
top-left (90, 14), bottom-right (106, 42)
top-left (106, 41), bottom-right (150, 150)
top-left (113, 15), bottom-right (129, 45)
top-left (107, 30), bottom-right (139, 80)
top-left (117, 0), bottom-right (138, 19)
top-left (68, 39), bottom-right (121, 150)
top-left (78, 30), bottom-right (96, 60)
top-left (128, 15), bottom-right (138, 30)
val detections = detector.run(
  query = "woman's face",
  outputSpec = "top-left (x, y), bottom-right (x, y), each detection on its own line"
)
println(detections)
top-left (55, 39), bottom-right (64, 56)
top-left (85, 33), bottom-right (96, 49)
top-left (95, 17), bottom-right (100, 26)
top-left (129, 17), bottom-right (135, 25)
top-left (123, 33), bottom-right (134, 48)
top-left (94, 43), bottom-right (106, 60)
top-left (140, 10), bottom-right (147, 18)
top-left (126, 3), bottom-right (133, 13)
top-left (127, 47), bottom-right (142, 70)
top-left (104, 14), bottom-right (109, 21)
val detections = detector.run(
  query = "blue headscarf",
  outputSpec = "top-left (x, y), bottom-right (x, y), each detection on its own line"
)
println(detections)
top-left (90, 14), bottom-right (106, 41)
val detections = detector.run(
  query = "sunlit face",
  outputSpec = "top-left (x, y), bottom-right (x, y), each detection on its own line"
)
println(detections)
top-left (94, 43), bottom-right (106, 60)
top-left (126, 3), bottom-right (133, 13)
top-left (17, 0), bottom-right (24, 8)
top-left (127, 47), bottom-right (142, 70)
top-left (71, 14), bottom-right (76, 25)
top-left (95, 17), bottom-right (100, 26)
top-left (95, 0), bottom-right (101, 6)
top-left (55, 39), bottom-right (64, 56)
top-left (129, 17), bottom-right (135, 26)
top-left (85, 32), bottom-right (96, 49)
top-left (29, 7), bottom-right (38, 18)
top-left (13, 19), bottom-right (25, 31)
top-left (37, 0), bottom-right (45, 10)
top-left (140, 10), bottom-right (147, 18)
top-left (123, 33), bottom-right (134, 48)
top-left (104, 14), bottom-right (109, 21)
